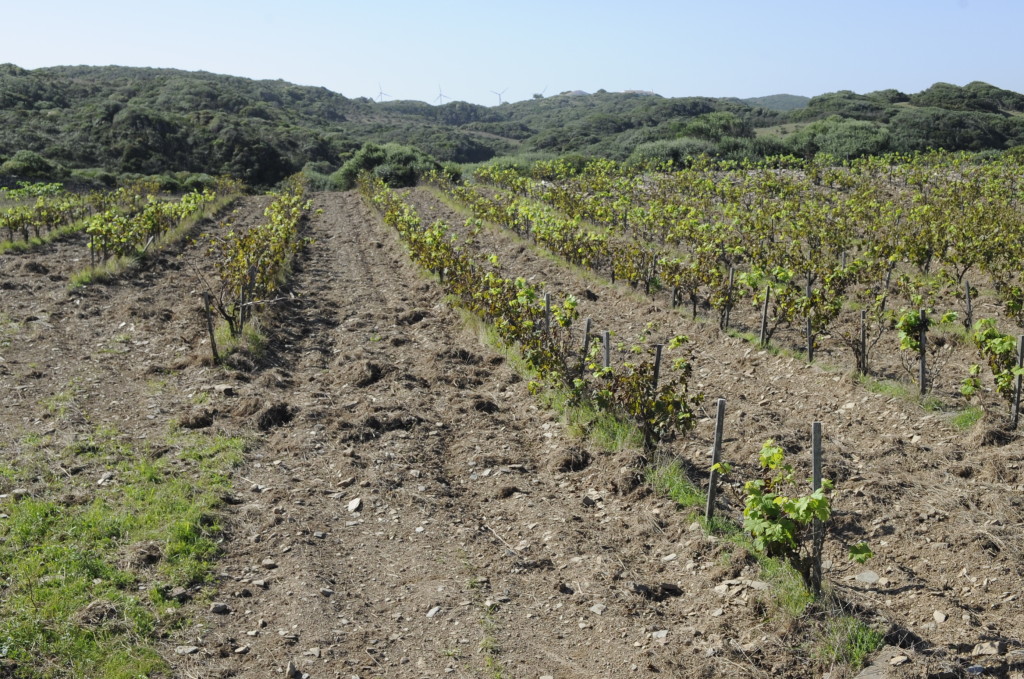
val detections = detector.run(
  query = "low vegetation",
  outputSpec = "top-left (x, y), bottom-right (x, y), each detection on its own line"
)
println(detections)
top-left (0, 428), bottom-right (244, 678)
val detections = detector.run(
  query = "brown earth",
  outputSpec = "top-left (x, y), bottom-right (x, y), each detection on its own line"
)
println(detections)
top-left (0, 189), bottom-right (1022, 678)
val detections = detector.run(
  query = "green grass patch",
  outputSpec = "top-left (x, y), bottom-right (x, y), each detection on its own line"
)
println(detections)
top-left (212, 320), bottom-right (268, 364)
top-left (726, 329), bottom-right (763, 344)
top-left (455, 548), bottom-right (509, 679)
top-left (645, 459), bottom-right (703, 509)
top-left (933, 319), bottom-right (968, 344)
top-left (646, 460), bottom-right (744, 536)
top-left (40, 382), bottom-right (82, 421)
top-left (856, 373), bottom-right (913, 400)
top-left (0, 314), bottom-right (17, 349)
top-left (857, 373), bottom-right (954, 413)
top-left (69, 253), bottom-right (136, 287)
top-left (540, 388), bottom-right (642, 451)
top-left (701, 514), bottom-right (743, 537)
top-left (724, 328), bottom-right (806, 360)
top-left (588, 409), bottom-right (643, 450)
top-left (817, 615), bottom-right (885, 670)
top-left (147, 378), bottom-right (170, 395)
top-left (0, 236), bottom-right (44, 254)
top-left (0, 429), bottom-right (245, 678)
top-left (949, 405), bottom-right (984, 430)
top-left (20, 431), bottom-right (50, 451)
top-left (757, 555), bottom-right (815, 618)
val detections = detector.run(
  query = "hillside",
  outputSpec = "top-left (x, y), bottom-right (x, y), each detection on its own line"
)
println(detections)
top-left (2, 64), bottom-right (1024, 187)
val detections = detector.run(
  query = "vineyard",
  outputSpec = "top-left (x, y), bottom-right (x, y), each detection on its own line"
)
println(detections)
top-left (433, 152), bottom-right (1024, 418)
top-left (0, 159), bottom-right (1023, 679)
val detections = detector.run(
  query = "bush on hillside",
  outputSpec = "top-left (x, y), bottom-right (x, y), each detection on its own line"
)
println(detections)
top-left (627, 137), bottom-right (717, 166)
top-left (0, 150), bottom-right (65, 180)
top-left (785, 116), bottom-right (890, 159)
top-left (329, 143), bottom-right (441, 190)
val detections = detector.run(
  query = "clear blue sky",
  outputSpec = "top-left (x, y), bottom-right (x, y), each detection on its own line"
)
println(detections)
top-left (6, 0), bottom-right (1023, 106)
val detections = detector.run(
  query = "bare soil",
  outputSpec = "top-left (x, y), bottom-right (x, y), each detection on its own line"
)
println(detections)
top-left (1, 190), bottom-right (1022, 678)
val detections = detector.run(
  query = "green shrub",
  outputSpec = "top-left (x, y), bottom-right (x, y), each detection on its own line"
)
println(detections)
top-left (152, 173), bottom-right (183, 192)
top-left (464, 151), bottom-right (558, 176)
top-left (440, 162), bottom-right (463, 183)
top-left (182, 173), bottom-right (216, 192)
top-left (0, 150), bottom-right (65, 180)
top-left (68, 167), bottom-right (117, 188)
top-left (329, 142), bottom-right (441, 190)
top-left (300, 162), bottom-right (333, 191)
top-left (627, 137), bottom-right (716, 166)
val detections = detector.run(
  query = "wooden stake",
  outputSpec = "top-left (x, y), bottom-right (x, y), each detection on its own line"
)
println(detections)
top-left (1013, 335), bottom-right (1024, 430)
top-left (964, 280), bottom-right (973, 330)
top-left (704, 398), bottom-right (727, 522)
top-left (806, 318), bottom-right (814, 362)
top-left (202, 291), bottom-right (219, 365)
top-left (238, 286), bottom-right (246, 333)
top-left (810, 421), bottom-right (823, 595)
top-left (759, 286), bottom-right (771, 347)
top-left (860, 310), bottom-right (867, 374)
top-left (544, 293), bottom-right (551, 335)
top-left (579, 317), bottom-right (592, 374)
top-left (918, 308), bottom-right (927, 397)
top-left (723, 266), bottom-right (735, 331)
top-left (603, 331), bottom-right (611, 369)
top-left (652, 344), bottom-right (663, 391)
top-left (811, 421), bottom-right (822, 492)
top-left (806, 280), bottom-right (813, 362)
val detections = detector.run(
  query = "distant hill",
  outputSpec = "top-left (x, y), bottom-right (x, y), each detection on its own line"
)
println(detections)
top-left (741, 94), bottom-right (810, 111)
top-left (1, 64), bottom-right (1022, 187)
top-left (0, 64), bottom-right (507, 185)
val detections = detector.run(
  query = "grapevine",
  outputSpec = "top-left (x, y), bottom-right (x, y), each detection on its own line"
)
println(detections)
top-left (204, 181), bottom-right (312, 336)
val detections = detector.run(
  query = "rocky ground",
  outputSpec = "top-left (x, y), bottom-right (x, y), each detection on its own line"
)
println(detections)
top-left (0, 189), bottom-right (1022, 678)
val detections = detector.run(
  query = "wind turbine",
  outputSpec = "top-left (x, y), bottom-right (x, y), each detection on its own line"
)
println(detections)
top-left (435, 85), bottom-right (450, 105)
top-left (377, 83), bottom-right (390, 103)
top-left (491, 87), bottom-right (508, 105)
